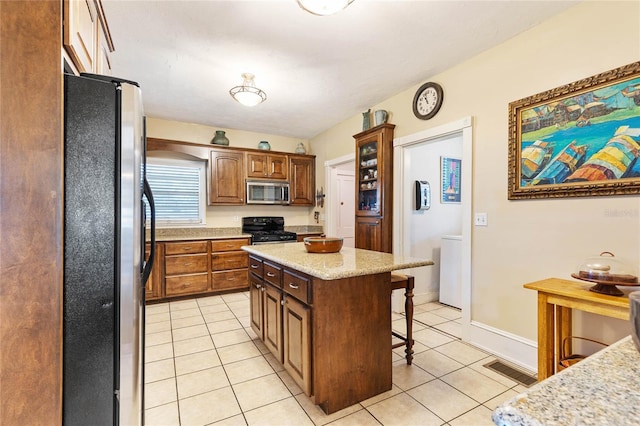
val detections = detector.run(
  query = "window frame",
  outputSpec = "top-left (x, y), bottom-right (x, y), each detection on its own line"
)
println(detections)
top-left (146, 156), bottom-right (207, 228)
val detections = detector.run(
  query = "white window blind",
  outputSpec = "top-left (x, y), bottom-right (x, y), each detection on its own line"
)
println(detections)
top-left (146, 158), bottom-right (206, 227)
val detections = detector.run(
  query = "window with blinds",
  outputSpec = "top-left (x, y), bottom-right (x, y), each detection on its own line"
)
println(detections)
top-left (145, 158), bottom-right (206, 227)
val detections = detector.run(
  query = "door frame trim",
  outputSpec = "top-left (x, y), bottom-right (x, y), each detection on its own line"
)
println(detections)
top-left (324, 153), bottom-right (355, 241)
top-left (392, 116), bottom-right (473, 337)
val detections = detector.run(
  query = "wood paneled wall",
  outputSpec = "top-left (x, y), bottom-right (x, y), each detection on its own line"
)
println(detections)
top-left (0, 2), bottom-right (63, 424)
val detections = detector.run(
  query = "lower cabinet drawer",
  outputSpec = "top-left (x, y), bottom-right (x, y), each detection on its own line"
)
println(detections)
top-left (283, 270), bottom-right (310, 304)
top-left (165, 273), bottom-right (208, 296)
top-left (165, 254), bottom-right (208, 275)
top-left (212, 269), bottom-right (248, 291)
top-left (212, 251), bottom-right (248, 271)
top-left (211, 238), bottom-right (250, 252)
top-left (164, 241), bottom-right (208, 255)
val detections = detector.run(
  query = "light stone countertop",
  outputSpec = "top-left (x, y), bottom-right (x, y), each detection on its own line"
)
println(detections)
top-left (242, 242), bottom-right (433, 280)
top-left (492, 335), bottom-right (640, 426)
top-left (151, 227), bottom-right (250, 242)
top-left (148, 226), bottom-right (323, 242)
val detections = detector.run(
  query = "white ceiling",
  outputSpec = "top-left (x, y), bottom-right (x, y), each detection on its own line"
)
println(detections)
top-left (102, 0), bottom-right (578, 139)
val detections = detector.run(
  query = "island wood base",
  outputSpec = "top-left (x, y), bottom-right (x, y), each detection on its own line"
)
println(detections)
top-left (311, 272), bottom-right (392, 414)
top-left (249, 252), bottom-right (392, 414)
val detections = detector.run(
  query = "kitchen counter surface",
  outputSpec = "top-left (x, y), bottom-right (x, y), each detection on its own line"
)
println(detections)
top-left (492, 335), bottom-right (640, 426)
top-left (242, 242), bottom-right (433, 280)
top-left (147, 226), bottom-right (322, 242)
top-left (152, 227), bottom-right (250, 242)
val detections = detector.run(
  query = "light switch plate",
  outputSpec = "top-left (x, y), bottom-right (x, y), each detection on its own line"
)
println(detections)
top-left (474, 213), bottom-right (488, 226)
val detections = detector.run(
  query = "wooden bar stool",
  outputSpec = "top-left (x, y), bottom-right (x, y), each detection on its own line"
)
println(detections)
top-left (391, 273), bottom-right (415, 365)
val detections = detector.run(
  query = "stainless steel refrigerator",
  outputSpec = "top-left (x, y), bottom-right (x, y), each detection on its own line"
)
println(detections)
top-left (63, 73), bottom-right (155, 425)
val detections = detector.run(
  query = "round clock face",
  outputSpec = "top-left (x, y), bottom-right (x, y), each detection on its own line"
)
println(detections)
top-left (413, 82), bottom-right (443, 120)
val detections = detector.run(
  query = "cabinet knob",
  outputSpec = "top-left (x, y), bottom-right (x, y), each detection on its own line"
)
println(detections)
top-left (255, 283), bottom-right (261, 289)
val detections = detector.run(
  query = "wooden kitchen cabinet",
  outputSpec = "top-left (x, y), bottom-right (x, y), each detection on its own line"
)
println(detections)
top-left (354, 123), bottom-right (395, 253)
top-left (63, 0), bottom-right (114, 74)
top-left (355, 216), bottom-right (386, 253)
top-left (249, 272), bottom-right (264, 336)
top-left (246, 253), bottom-right (392, 414)
top-left (246, 152), bottom-right (288, 180)
top-left (263, 282), bottom-right (283, 361)
top-left (283, 294), bottom-right (311, 395)
top-left (163, 241), bottom-right (210, 297)
top-left (211, 238), bottom-right (250, 292)
top-left (289, 155), bottom-right (315, 206)
top-left (95, 16), bottom-right (113, 75)
top-left (209, 148), bottom-right (245, 205)
top-left (145, 243), bottom-right (163, 300)
top-left (249, 256), bottom-right (313, 393)
top-left (147, 139), bottom-right (316, 207)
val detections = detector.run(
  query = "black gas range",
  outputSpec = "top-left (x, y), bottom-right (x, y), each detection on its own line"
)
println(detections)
top-left (242, 216), bottom-right (297, 244)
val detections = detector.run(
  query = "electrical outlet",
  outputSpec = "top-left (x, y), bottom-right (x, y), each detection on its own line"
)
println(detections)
top-left (233, 215), bottom-right (239, 222)
top-left (474, 213), bottom-right (488, 226)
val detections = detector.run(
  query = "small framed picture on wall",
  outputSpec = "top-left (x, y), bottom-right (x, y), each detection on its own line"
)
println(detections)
top-left (441, 157), bottom-right (461, 203)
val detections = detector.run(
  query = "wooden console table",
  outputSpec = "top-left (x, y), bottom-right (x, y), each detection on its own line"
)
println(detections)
top-left (524, 277), bottom-right (631, 380)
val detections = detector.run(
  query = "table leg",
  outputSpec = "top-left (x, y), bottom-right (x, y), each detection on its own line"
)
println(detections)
top-left (537, 293), bottom-right (554, 380)
top-left (556, 306), bottom-right (572, 373)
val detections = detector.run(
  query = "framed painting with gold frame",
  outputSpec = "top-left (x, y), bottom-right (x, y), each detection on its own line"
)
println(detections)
top-left (508, 61), bottom-right (640, 200)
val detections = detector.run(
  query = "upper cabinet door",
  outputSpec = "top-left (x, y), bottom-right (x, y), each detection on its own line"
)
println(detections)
top-left (95, 18), bottom-right (112, 75)
top-left (354, 124), bottom-right (394, 218)
top-left (289, 155), bottom-right (315, 206)
top-left (246, 153), bottom-right (288, 180)
top-left (209, 149), bottom-right (245, 205)
top-left (64, 0), bottom-right (97, 73)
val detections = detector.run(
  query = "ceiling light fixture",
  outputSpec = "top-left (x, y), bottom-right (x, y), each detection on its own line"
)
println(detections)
top-left (229, 73), bottom-right (267, 107)
top-left (297, 0), bottom-right (355, 16)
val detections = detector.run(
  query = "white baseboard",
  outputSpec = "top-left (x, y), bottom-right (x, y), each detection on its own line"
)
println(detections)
top-left (463, 320), bottom-right (538, 374)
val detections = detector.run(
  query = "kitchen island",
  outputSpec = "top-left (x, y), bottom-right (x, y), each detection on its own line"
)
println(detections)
top-left (242, 242), bottom-right (433, 414)
top-left (492, 336), bottom-right (640, 426)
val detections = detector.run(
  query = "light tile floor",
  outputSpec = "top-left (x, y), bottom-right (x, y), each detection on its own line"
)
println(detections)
top-left (144, 292), bottom-right (528, 426)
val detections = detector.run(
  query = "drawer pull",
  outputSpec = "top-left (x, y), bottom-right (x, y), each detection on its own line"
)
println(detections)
top-left (182, 247), bottom-right (191, 250)
top-left (266, 272), bottom-right (276, 277)
top-left (183, 283), bottom-right (191, 288)
top-left (255, 283), bottom-right (261, 289)
top-left (250, 264), bottom-right (259, 269)
top-left (288, 282), bottom-right (299, 289)
top-left (227, 277), bottom-right (235, 281)
top-left (183, 263), bottom-right (192, 266)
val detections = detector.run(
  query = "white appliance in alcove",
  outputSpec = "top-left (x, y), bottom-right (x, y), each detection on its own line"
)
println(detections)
top-left (439, 235), bottom-right (462, 309)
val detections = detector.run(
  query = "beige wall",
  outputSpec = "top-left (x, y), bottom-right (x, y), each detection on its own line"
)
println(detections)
top-left (310, 1), bottom-right (640, 343)
top-left (146, 117), bottom-right (315, 227)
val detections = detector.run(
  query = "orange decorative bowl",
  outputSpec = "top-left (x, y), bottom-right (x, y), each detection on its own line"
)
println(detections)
top-left (303, 237), bottom-right (343, 253)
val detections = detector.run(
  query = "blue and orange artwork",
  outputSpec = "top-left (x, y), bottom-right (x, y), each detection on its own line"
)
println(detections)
top-left (441, 157), bottom-right (461, 203)
top-left (519, 76), bottom-right (640, 187)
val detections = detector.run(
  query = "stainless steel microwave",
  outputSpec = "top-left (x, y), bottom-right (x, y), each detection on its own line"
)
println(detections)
top-left (246, 180), bottom-right (290, 205)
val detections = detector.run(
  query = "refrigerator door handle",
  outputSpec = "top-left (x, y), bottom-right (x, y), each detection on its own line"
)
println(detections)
top-left (142, 178), bottom-right (155, 285)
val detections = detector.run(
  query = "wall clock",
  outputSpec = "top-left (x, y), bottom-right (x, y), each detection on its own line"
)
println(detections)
top-left (412, 82), bottom-right (443, 120)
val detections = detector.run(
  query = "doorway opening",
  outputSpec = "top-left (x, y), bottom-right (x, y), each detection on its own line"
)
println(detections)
top-left (325, 153), bottom-right (356, 248)
top-left (393, 117), bottom-right (473, 339)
